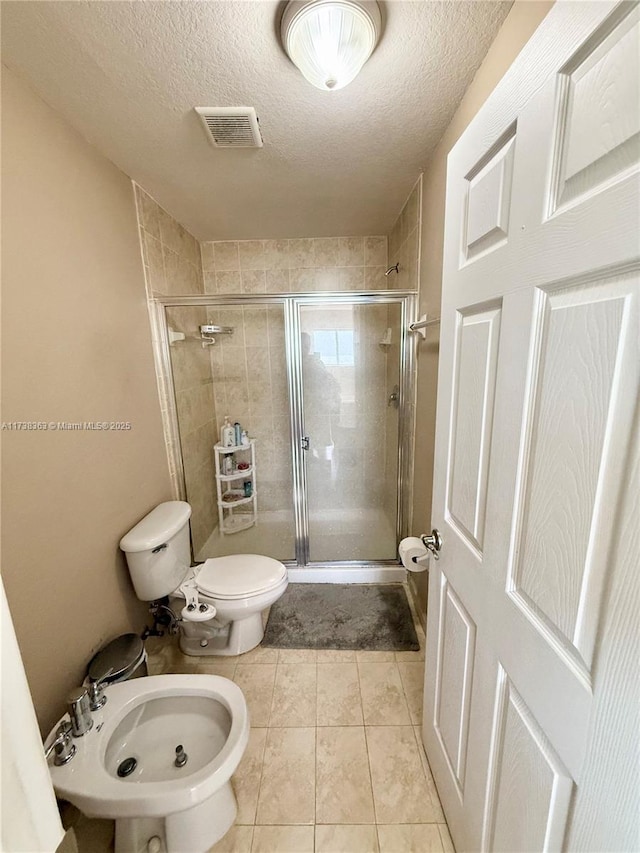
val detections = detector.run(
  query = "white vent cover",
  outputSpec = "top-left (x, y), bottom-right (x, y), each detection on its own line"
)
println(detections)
top-left (195, 107), bottom-right (263, 149)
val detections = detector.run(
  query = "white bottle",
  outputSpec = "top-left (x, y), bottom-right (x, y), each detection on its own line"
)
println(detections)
top-left (221, 416), bottom-right (235, 447)
top-left (241, 429), bottom-right (250, 447)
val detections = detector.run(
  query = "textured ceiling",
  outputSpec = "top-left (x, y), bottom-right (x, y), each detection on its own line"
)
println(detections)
top-left (1, 1), bottom-right (512, 240)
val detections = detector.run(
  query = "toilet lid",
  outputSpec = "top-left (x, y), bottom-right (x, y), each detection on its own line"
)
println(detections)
top-left (196, 555), bottom-right (287, 600)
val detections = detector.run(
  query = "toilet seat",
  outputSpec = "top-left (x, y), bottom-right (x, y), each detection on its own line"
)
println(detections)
top-left (195, 555), bottom-right (286, 601)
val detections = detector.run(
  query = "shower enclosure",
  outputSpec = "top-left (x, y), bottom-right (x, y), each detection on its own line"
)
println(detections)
top-left (160, 292), bottom-right (416, 574)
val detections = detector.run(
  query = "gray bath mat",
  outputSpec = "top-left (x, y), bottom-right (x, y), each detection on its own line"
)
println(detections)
top-left (263, 583), bottom-right (419, 651)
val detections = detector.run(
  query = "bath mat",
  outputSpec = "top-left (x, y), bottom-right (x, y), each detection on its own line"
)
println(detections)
top-left (262, 583), bottom-right (419, 651)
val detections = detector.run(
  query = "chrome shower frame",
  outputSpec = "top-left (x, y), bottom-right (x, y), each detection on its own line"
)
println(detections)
top-left (154, 290), bottom-right (418, 575)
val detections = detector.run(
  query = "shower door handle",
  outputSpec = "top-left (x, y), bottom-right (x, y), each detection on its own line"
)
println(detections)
top-left (301, 436), bottom-right (310, 451)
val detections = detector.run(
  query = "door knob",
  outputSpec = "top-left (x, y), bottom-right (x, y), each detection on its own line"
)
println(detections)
top-left (421, 529), bottom-right (442, 560)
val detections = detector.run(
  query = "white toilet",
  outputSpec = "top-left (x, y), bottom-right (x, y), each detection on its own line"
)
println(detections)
top-left (120, 501), bottom-right (288, 656)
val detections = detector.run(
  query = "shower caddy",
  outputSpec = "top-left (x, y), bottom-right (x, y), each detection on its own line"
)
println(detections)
top-left (214, 439), bottom-right (257, 535)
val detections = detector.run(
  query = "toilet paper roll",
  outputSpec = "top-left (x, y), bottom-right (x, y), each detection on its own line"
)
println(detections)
top-left (399, 537), bottom-right (430, 573)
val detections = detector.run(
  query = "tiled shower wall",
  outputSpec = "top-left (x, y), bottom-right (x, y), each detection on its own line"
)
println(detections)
top-left (388, 177), bottom-right (421, 292)
top-left (200, 236), bottom-right (389, 292)
top-left (135, 185), bottom-right (218, 554)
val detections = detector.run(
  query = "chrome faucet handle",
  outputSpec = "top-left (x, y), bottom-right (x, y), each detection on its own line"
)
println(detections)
top-left (67, 687), bottom-right (93, 736)
top-left (88, 667), bottom-right (114, 711)
top-left (45, 721), bottom-right (76, 766)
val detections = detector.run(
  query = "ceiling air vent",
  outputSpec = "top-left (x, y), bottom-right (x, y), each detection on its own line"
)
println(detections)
top-left (195, 107), bottom-right (263, 149)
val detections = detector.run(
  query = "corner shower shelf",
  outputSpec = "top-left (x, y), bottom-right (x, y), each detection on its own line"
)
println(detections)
top-left (214, 440), bottom-right (257, 535)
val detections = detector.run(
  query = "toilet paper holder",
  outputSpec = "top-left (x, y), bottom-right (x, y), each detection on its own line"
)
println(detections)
top-left (421, 529), bottom-right (442, 561)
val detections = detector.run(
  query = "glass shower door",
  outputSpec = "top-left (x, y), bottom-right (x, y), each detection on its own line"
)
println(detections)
top-left (299, 301), bottom-right (401, 562)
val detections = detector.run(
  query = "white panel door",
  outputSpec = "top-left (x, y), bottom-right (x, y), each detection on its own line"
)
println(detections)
top-left (423, 3), bottom-right (640, 851)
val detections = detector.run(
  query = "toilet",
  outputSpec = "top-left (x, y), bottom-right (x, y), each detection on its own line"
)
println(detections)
top-left (120, 501), bottom-right (288, 656)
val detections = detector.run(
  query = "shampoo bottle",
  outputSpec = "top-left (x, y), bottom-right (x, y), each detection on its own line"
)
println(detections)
top-left (221, 416), bottom-right (235, 448)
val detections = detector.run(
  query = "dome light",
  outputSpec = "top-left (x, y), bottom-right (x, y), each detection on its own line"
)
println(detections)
top-left (281, 0), bottom-right (382, 92)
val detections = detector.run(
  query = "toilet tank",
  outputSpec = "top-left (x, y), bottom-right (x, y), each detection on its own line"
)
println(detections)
top-left (119, 501), bottom-right (192, 601)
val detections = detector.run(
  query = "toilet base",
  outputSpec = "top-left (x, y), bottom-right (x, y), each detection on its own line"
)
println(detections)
top-left (114, 779), bottom-right (237, 853)
top-left (179, 611), bottom-right (265, 657)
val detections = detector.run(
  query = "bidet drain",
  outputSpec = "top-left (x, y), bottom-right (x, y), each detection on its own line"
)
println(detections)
top-left (117, 756), bottom-right (137, 777)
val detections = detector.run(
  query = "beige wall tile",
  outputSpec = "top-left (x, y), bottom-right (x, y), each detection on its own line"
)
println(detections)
top-left (364, 236), bottom-right (387, 267)
top-left (242, 270), bottom-right (267, 293)
top-left (340, 267), bottom-right (365, 290)
top-left (251, 826), bottom-right (314, 853)
top-left (266, 268), bottom-right (289, 292)
top-left (135, 187), bottom-right (161, 240)
top-left (364, 266), bottom-right (387, 290)
top-left (316, 727), bottom-right (375, 824)
top-left (263, 239), bottom-right (289, 270)
top-left (201, 241), bottom-right (215, 271)
top-left (256, 728), bottom-right (316, 825)
top-left (204, 270), bottom-right (217, 293)
top-left (316, 825), bottom-right (379, 853)
top-left (314, 237), bottom-right (340, 267)
top-left (239, 240), bottom-right (266, 271)
top-left (233, 727), bottom-right (268, 825)
top-left (145, 233), bottom-right (165, 292)
top-left (317, 663), bottom-right (363, 726)
top-left (215, 270), bottom-right (242, 294)
top-left (164, 249), bottom-right (201, 295)
top-left (269, 663), bottom-right (317, 727)
top-left (289, 238), bottom-right (314, 268)
top-left (233, 664), bottom-right (276, 727)
top-left (366, 726), bottom-right (438, 823)
top-left (290, 268), bottom-right (315, 291)
top-left (215, 241), bottom-right (240, 271)
top-left (338, 236), bottom-right (364, 267)
top-left (358, 662), bottom-right (411, 725)
top-left (398, 661), bottom-right (424, 724)
top-left (377, 825), bottom-right (443, 853)
top-left (315, 267), bottom-right (341, 290)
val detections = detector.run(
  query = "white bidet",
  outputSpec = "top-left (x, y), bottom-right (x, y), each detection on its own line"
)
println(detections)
top-left (45, 674), bottom-right (249, 853)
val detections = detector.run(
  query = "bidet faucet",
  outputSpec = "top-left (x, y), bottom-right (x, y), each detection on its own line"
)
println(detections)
top-left (88, 667), bottom-right (113, 711)
top-left (44, 721), bottom-right (76, 766)
top-left (67, 687), bottom-right (93, 736)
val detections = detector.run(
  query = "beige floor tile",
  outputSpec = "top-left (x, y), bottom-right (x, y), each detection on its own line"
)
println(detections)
top-left (395, 646), bottom-right (425, 662)
top-left (316, 650), bottom-right (356, 663)
top-left (355, 650), bottom-right (396, 662)
top-left (233, 728), bottom-right (268, 825)
top-left (317, 663), bottom-right (363, 726)
top-left (269, 664), bottom-right (317, 726)
top-left (316, 727), bottom-right (375, 824)
top-left (366, 727), bottom-right (439, 823)
top-left (209, 825), bottom-right (254, 852)
top-left (316, 825), bottom-right (379, 853)
top-left (358, 663), bottom-right (411, 725)
top-left (195, 661), bottom-right (238, 679)
top-left (277, 649), bottom-right (317, 663)
top-left (377, 824), bottom-right (444, 852)
top-left (412, 727), bottom-right (445, 821)
top-left (233, 665), bottom-right (277, 727)
top-left (256, 728), bottom-right (315, 825)
top-left (397, 662), bottom-right (424, 724)
top-left (239, 646), bottom-right (280, 664)
top-left (438, 823), bottom-right (456, 853)
top-left (251, 825), bottom-right (315, 852)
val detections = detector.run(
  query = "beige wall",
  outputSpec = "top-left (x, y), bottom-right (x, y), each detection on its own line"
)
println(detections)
top-left (410, 1), bottom-right (555, 619)
top-left (1, 67), bottom-right (172, 735)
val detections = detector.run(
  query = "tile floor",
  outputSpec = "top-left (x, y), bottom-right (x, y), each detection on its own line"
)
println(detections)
top-left (142, 600), bottom-right (454, 853)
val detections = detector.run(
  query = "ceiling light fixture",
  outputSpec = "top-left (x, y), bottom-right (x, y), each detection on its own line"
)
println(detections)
top-left (281, 0), bottom-right (382, 92)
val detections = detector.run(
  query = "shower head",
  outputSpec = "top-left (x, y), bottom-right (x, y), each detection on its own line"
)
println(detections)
top-left (385, 263), bottom-right (399, 276)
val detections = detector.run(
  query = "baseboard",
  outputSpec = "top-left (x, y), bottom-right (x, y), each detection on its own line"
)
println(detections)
top-left (287, 567), bottom-right (406, 584)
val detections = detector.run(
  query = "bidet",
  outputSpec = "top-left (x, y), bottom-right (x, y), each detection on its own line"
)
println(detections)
top-left (45, 674), bottom-right (249, 853)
